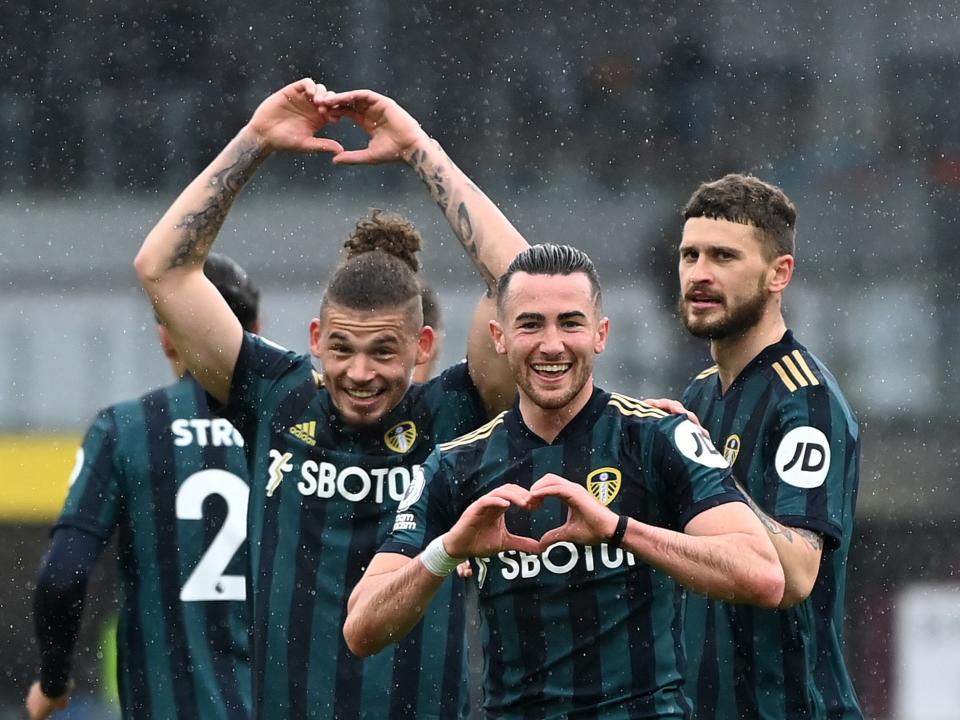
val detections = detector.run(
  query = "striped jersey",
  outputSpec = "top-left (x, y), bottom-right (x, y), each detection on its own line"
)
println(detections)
top-left (382, 387), bottom-right (745, 720)
top-left (222, 332), bottom-right (488, 720)
top-left (56, 374), bottom-right (252, 719)
top-left (681, 330), bottom-right (862, 720)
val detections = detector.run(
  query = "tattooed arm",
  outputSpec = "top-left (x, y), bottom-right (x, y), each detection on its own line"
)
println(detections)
top-left (733, 479), bottom-right (824, 607)
top-left (315, 89), bottom-right (528, 414)
top-left (135, 78), bottom-right (343, 403)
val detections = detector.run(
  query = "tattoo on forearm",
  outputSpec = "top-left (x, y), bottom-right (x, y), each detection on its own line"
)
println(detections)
top-left (169, 141), bottom-right (267, 269)
top-left (792, 526), bottom-right (824, 551)
top-left (408, 146), bottom-right (497, 291)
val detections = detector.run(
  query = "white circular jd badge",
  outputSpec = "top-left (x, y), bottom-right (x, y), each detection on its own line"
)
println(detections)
top-left (674, 419), bottom-right (730, 469)
top-left (775, 426), bottom-right (831, 488)
top-left (397, 465), bottom-right (426, 512)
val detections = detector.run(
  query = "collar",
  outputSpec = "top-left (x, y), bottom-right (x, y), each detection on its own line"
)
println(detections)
top-left (714, 329), bottom-right (798, 397)
top-left (504, 385), bottom-right (610, 449)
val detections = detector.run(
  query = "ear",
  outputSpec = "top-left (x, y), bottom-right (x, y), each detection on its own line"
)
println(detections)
top-left (414, 325), bottom-right (437, 367)
top-left (595, 317), bottom-right (610, 354)
top-left (156, 324), bottom-right (178, 361)
top-left (489, 319), bottom-right (507, 355)
top-left (768, 255), bottom-right (794, 294)
top-left (308, 317), bottom-right (323, 357)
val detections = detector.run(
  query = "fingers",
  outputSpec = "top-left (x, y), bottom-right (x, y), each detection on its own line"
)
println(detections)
top-left (315, 88), bottom-right (379, 110)
top-left (456, 560), bottom-right (473, 578)
top-left (487, 483), bottom-right (535, 508)
top-left (643, 397), bottom-right (703, 428)
top-left (303, 137), bottom-right (345, 155)
top-left (529, 473), bottom-right (577, 499)
top-left (331, 148), bottom-right (378, 165)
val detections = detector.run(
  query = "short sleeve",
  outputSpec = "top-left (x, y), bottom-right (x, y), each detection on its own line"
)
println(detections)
top-left (648, 415), bottom-right (745, 531)
top-left (54, 409), bottom-right (123, 540)
top-left (765, 385), bottom-right (856, 548)
top-left (379, 448), bottom-right (457, 557)
top-left (216, 332), bottom-right (304, 437)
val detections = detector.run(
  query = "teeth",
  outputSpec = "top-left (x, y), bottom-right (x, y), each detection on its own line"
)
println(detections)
top-left (347, 389), bottom-right (378, 398)
top-left (534, 364), bottom-right (570, 373)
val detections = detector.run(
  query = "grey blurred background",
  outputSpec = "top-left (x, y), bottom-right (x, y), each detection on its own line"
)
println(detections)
top-left (2, 1), bottom-right (959, 718)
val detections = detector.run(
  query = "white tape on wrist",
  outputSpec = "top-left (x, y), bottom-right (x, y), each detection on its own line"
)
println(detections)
top-left (419, 535), bottom-right (462, 577)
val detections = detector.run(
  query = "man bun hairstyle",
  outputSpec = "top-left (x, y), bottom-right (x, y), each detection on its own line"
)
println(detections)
top-left (497, 243), bottom-right (602, 312)
top-left (203, 253), bottom-right (260, 332)
top-left (323, 210), bottom-right (424, 324)
top-left (343, 209), bottom-right (422, 273)
top-left (682, 173), bottom-right (797, 259)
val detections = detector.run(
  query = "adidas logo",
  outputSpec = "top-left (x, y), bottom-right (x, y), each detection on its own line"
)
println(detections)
top-left (289, 421), bottom-right (317, 446)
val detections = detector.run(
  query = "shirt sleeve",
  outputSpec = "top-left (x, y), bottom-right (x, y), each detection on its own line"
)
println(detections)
top-left (54, 410), bottom-right (122, 540)
top-left (648, 415), bottom-right (746, 530)
top-left (215, 332), bottom-right (305, 437)
top-left (33, 527), bottom-right (106, 697)
top-left (379, 448), bottom-right (457, 557)
top-left (765, 385), bottom-right (856, 548)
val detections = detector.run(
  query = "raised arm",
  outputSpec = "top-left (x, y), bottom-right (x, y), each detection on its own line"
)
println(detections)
top-left (135, 78), bottom-right (343, 402)
top-left (315, 89), bottom-right (527, 413)
top-left (531, 474), bottom-right (785, 608)
top-left (344, 484), bottom-right (541, 656)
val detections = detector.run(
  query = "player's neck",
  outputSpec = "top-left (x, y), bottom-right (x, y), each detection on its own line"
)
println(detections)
top-left (710, 311), bottom-right (787, 394)
top-left (169, 357), bottom-right (188, 380)
top-left (518, 378), bottom-right (595, 444)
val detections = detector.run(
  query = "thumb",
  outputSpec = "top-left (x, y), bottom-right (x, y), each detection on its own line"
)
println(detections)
top-left (537, 525), bottom-right (567, 550)
top-left (331, 148), bottom-right (380, 165)
top-left (301, 137), bottom-right (344, 154)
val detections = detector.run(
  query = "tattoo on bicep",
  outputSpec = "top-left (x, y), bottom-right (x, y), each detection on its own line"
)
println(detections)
top-left (736, 480), bottom-right (824, 549)
top-left (736, 480), bottom-right (793, 542)
top-left (169, 142), bottom-right (266, 269)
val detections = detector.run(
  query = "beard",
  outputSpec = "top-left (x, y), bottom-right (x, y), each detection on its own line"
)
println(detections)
top-left (513, 360), bottom-right (592, 411)
top-left (678, 283), bottom-right (768, 340)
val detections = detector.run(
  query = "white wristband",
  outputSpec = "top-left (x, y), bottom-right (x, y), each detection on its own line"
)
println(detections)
top-left (419, 535), bottom-right (462, 577)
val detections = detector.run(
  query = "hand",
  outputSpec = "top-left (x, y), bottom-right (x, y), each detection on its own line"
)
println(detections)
top-left (313, 89), bottom-right (430, 164)
top-left (643, 397), bottom-right (703, 428)
top-left (455, 560), bottom-right (473, 578)
top-left (245, 78), bottom-right (345, 155)
top-left (26, 680), bottom-right (70, 720)
top-left (444, 484), bottom-right (542, 558)
top-left (529, 473), bottom-right (619, 549)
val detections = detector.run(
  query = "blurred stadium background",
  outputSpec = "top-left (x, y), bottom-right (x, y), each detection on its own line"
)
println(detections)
top-left (2, 1), bottom-right (959, 718)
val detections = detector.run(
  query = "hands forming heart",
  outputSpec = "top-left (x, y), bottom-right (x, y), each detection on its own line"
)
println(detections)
top-left (243, 78), bottom-right (431, 167)
top-left (444, 473), bottom-right (620, 560)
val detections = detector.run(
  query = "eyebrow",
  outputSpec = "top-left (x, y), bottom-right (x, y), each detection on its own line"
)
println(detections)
top-left (513, 311), bottom-right (588, 322)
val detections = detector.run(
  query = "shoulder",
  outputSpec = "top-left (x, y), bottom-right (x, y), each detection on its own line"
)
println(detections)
top-left (411, 360), bottom-right (487, 428)
top-left (765, 341), bottom-right (859, 436)
top-left (419, 360), bottom-right (480, 399)
top-left (682, 365), bottom-right (719, 402)
top-left (237, 332), bottom-right (311, 381)
top-left (605, 392), bottom-right (670, 426)
top-left (436, 410), bottom-right (509, 455)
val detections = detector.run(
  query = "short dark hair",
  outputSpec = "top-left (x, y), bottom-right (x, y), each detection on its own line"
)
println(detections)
top-left (682, 173), bottom-right (797, 258)
top-left (420, 284), bottom-right (441, 330)
top-left (497, 244), bottom-right (602, 312)
top-left (203, 253), bottom-right (260, 331)
top-left (321, 210), bottom-right (424, 325)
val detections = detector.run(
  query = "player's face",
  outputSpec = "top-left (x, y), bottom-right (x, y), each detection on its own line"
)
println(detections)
top-left (491, 272), bottom-right (608, 411)
top-left (678, 217), bottom-right (775, 340)
top-left (310, 303), bottom-right (434, 427)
